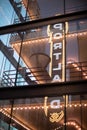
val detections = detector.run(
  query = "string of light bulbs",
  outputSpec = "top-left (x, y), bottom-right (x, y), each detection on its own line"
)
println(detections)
top-left (12, 31), bottom-right (87, 47)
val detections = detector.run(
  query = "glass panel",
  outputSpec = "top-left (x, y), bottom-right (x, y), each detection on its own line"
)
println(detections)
top-left (11, 23), bottom-right (65, 84)
top-left (66, 95), bottom-right (81, 130)
top-left (0, 0), bottom-right (87, 27)
top-left (0, 16), bottom-right (87, 86)
top-left (0, 0), bottom-right (14, 26)
top-left (1, 95), bottom-right (87, 130)
top-left (67, 94), bottom-right (87, 130)
top-left (65, 0), bottom-right (87, 13)
top-left (66, 18), bottom-right (87, 81)
top-left (0, 95), bottom-right (87, 130)
top-left (0, 33), bottom-right (23, 87)
top-left (0, 21), bottom-right (66, 87)
top-left (0, 96), bottom-right (65, 130)
top-left (0, 19), bottom-right (87, 86)
top-left (81, 94), bottom-right (87, 130)
top-left (0, 100), bottom-right (14, 130)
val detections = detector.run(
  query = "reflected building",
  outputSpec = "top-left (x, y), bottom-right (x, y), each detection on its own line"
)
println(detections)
top-left (0, 0), bottom-right (87, 130)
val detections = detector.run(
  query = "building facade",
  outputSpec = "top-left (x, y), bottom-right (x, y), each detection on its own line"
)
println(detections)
top-left (0, 0), bottom-right (87, 130)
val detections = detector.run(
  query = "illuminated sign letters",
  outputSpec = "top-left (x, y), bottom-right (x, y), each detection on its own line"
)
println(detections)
top-left (47, 23), bottom-right (63, 82)
top-left (44, 98), bottom-right (64, 122)
top-left (50, 99), bottom-right (60, 109)
top-left (52, 23), bottom-right (63, 82)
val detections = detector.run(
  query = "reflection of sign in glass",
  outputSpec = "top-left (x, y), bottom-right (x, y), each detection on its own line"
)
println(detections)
top-left (50, 99), bottom-right (60, 108)
top-left (47, 23), bottom-right (63, 82)
top-left (44, 98), bottom-right (64, 122)
top-left (49, 111), bottom-right (64, 123)
top-left (50, 99), bottom-right (64, 122)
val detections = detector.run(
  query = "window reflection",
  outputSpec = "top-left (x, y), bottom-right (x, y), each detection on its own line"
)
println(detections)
top-left (0, 95), bottom-right (87, 130)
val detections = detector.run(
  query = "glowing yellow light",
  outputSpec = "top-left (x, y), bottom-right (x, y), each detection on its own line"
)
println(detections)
top-left (84, 104), bottom-right (87, 106)
top-left (85, 76), bottom-right (87, 79)
top-left (83, 72), bottom-right (86, 76)
top-left (49, 111), bottom-right (64, 123)
top-left (72, 63), bottom-right (78, 67)
top-left (76, 67), bottom-right (81, 71)
top-left (69, 104), bottom-right (72, 107)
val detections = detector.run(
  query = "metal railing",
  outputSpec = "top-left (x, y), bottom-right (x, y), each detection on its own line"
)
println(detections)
top-left (1, 61), bottom-right (87, 87)
top-left (66, 61), bottom-right (87, 81)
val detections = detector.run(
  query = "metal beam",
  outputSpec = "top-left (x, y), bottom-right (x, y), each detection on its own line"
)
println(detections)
top-left (9, 0), bottom-right (25, 22)
top-left (0, 80), bottom-right (87, 99)
top-left (0, 40), bottom-right (18, 68)
top-left (0, 10), bottom-right (87, 35)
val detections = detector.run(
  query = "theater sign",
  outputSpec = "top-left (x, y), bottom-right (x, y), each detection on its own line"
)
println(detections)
top-left (47, 23), bottom-right (65, 82)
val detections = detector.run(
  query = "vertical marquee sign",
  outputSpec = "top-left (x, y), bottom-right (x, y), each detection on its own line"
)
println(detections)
top-left (47, 23), bottom-right (65, 82)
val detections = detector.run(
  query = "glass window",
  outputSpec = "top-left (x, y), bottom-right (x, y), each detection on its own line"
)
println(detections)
top-left (1, 0), bottom-right (87, 27)
top-left (66, 18), bottom-right (87, 81)
top-left (0, 94), bottom-right (87, 129)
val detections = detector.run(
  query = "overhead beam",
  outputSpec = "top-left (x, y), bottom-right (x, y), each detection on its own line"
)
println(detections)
top-left (0, 80), bottom-right (87, 99)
